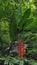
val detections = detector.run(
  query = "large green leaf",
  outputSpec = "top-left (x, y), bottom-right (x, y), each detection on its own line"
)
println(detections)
top-left (25, 19), bottom-right (37, 31)
top-left (9, 14), bottom-right (17, 42)
top-left (18, 8), bottom-right (31, 32)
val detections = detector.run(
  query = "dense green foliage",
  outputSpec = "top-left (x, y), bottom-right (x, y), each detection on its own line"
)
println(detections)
top-left (0, 0), bottom-right (37, 65)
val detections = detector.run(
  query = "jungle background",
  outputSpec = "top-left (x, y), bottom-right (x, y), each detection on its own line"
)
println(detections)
top-left (0, 0), bottom-right (37, 65)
